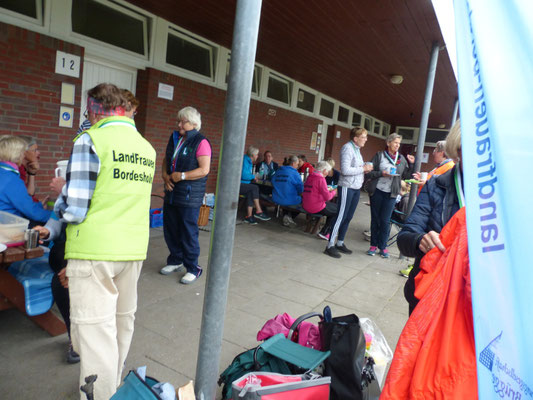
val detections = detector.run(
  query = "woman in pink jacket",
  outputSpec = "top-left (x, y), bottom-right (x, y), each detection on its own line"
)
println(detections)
top-left (302, 161), bottom-right (338, 240)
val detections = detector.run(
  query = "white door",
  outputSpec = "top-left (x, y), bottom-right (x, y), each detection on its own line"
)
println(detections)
top-left (80, 56), bottom-right (137, 122)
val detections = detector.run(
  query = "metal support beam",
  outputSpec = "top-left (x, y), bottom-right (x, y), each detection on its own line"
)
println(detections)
top-left (194, 1), bottom-right (262, 399)
top-left (450, 97), bottom-right (459, 127)
top-left (407, 42), bottom-right (441, 214)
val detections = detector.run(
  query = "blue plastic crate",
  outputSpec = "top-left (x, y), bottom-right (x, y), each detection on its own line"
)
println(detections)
top-left (149, 208), bottom-right (163, 228)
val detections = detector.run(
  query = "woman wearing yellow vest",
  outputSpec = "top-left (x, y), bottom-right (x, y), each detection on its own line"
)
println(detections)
top-left (54, 83), bottom-right (156, 400)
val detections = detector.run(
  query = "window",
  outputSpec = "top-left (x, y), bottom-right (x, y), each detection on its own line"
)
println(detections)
top-left (397, 127), bottom-right (416, 141)
top-left (1, 0), bottom-right (42, 23)
top-left (352, 112), bottom-right (362, 127)
top-left (337, 106), bottom-right (349, 123)
top-left (373, 121), bottom-right (381, 135)
top-left (225, 58), bottom-right (261, 94)
top-left (296, 89), bottom-right (315, 113)
top-left (426, 129), bottom-right (448, 143)
top-left (72, 0), bottom-right (148, 56)
top-left (267, 74), bottom-right (291, 105)
top-left (319, 98), bottom-right (334, 119)
top-left (364, 116), bottom-right (373, 132)
top-left (167, 29), bottom-right (214, 78)
top-left (382, 124), bottom-right (390, 137)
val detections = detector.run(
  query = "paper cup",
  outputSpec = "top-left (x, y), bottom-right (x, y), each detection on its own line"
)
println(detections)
top-left (420, 172), bottom-right (428, 181)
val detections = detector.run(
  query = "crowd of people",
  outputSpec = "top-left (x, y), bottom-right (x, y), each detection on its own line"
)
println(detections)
top-left (1, 78), bottom-right (465, 398)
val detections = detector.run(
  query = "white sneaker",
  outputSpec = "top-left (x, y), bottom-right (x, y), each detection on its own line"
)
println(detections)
top-left (282, 214), bottom-right (291, 226)
top-left (159, 264), bottom-right (184, 275)
top-left (287, 216), bottom-right (297, 226)
top-left (180, 267), bottom-right (203, 284)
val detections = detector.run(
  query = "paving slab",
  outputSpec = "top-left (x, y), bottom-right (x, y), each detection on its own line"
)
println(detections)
top-left (0, 192), bottom-right (411, 399)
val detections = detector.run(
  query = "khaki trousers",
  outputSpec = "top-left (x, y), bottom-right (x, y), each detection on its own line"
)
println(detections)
top-left (67, 259), bottom-right (143, 400)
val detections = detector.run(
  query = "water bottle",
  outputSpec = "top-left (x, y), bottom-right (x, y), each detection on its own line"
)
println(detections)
top-left (300, 172), bottom-right (304, 182)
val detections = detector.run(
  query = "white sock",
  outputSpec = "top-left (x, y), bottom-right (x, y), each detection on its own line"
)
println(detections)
top-left (337, 240), bottom-right (344, 246)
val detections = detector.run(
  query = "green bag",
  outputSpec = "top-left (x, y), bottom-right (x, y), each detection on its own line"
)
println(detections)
top-left (218, 347), bottom-right (291, 400)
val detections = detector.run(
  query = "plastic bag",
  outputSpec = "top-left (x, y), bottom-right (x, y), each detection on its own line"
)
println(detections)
top-left (359, 318), bottom-right (393, 387)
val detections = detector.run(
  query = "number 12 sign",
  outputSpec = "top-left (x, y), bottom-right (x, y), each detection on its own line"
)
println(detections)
top-left (55, 50), bottom-right (80, 78)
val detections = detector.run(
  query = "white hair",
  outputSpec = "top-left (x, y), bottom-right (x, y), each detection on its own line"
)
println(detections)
top-left (178, 106), bottom-right (202, 130)
top-left (316, 160), bottom-right (332, 173)
top-left (246, 146), bottom-right (259, 157)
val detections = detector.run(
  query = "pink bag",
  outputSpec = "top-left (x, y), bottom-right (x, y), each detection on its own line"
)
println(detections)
top-left (257, 313), bottom-right (322, 350)
top-left (232, 372), bottom-right (330, 400)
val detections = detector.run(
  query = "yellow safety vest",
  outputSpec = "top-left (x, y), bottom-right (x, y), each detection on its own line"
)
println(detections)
top-left (66, 116), bottom-right (156, 261)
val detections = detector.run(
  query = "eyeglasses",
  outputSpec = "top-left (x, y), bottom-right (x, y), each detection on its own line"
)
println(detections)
top-left (179, 119), bottom-right (190, 125)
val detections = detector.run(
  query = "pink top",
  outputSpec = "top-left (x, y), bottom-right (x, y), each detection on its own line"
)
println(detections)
top-left (302, 171), bottom-right (336, 213)
top-left (196, 139), bottom-right (212, 157)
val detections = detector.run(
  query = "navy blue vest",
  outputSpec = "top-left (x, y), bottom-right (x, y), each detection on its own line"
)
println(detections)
top-left (165, 130), bottom-right (209, 208)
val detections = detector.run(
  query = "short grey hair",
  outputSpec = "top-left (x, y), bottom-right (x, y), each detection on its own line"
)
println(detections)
top-left (18, 135), bottom-right (37, 149)
top-left (284, 155), bottom-right (298, 166)
top-left (0, 135), bottom-right (27, 163)
top-left (386, 133), bottom-right (402, 144)
top-left (178, 106), bottom-right (202, 130)
top-left (316, 161), bottom-right (332, 173)
top-left (435, 140), bottom-right (446, 154)
top-left (246, 146), bottom-right (259, 157)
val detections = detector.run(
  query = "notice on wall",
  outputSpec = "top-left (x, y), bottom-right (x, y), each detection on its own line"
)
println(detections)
top-left (60, 83), bottom-right (75, 105)
top-left (59, 106), bottom-right (74, 128)
top-left (336, 130), bottom-right (341, 139)
top-left (315, 134), bottom-right (321, 154)
top-left (310, 132), bottom-right (318, 150)
top-left (158, 83), bottom-right (174, 100)
top-left (422, 152), bottom-right (429, 163)
top-left (55, 51), bottom-right (81, 78)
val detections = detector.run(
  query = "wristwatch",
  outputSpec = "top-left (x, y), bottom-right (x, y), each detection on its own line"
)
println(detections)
top-left (181, 172), bottom-right (186, 181)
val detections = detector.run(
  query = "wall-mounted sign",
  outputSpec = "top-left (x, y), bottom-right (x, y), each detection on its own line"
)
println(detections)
top-left (157, 83), bottom-right (174, 100)
top-left (336, 130), bottom-right (341, 139)
top-left (422, 152), bottom-right (429, 163)
top-left (310, 132), bottom-right (318, 150)
top-left (60, 82), bottom-right (75, 105)
top-left (268, 108), bottom-right (276, 116)
top-left (317, 124), bottom-right (323, 134)
top-left (59, 106), bottom-right (74, 128)
top-left (55, 51), bottom-right (80, 78)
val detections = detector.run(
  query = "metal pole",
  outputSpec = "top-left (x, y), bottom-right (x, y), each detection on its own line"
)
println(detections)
top-left (194, 1), bottom-right (262, 399)
top-left (407, 42), bottom-right (441, 214)
top-left (450, 97), bottom-right (459, 127)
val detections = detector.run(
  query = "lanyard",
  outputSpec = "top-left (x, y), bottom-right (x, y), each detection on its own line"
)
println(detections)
top-left (171, 136), bottom-right (186, 172)
top-left (0, 162), bottom-right (19, 175)
top-left (454, 167), bottom-right (465, 208)
top-left (383, 151), bottom-right (399, 166)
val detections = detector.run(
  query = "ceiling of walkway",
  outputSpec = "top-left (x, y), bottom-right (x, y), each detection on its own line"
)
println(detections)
top-left (130, 0), bottom-right (458, 129)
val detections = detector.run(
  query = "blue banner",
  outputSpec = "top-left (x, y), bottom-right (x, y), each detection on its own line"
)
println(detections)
top-left (454, 0), bottom-right (533, 398)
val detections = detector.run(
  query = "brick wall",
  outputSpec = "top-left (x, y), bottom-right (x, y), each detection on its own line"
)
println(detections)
top-left (136, 68), bottom-right (323, 195)
top-left (0, 22), bottom-right (84, 194)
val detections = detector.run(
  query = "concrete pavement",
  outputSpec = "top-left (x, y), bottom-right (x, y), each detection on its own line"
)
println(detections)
top-left (0, 192), bottom-right (411, 399)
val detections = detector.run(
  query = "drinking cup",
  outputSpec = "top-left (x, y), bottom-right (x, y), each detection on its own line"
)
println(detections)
top-left (55, 160), bottom-right (69, 179)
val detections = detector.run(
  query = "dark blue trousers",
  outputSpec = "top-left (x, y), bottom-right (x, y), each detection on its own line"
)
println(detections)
top-left (370, 188), bottom-right (397, 250)
top-left (328, 186), bottom-right (360, 246)
top-left (163, 202), bottom-right (201, 274)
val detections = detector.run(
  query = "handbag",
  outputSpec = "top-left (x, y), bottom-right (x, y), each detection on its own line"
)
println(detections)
top-left (232, 372), bottom-right (330, 400)
top-left (320, 314), bottom-right (380, 400)
top-left (197, 195), bottom-right (210, 226)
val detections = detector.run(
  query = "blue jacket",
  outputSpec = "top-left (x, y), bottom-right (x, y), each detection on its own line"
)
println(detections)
top-left (398, 166), bottom-right (461, 311)
top-left (0, 166), bottom-right (51, 223)
top-left (271, 166), bottom-right (303, 206)
top-left (241, 155), bottom-right (255, 184)
top-left (257, 161), bottom-right (279, 181)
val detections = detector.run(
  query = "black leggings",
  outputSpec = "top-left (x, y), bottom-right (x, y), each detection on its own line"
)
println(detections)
top-left (239, 183), bottom-right (259, 207)
top-left (49, 240), bottom-right (71, 337)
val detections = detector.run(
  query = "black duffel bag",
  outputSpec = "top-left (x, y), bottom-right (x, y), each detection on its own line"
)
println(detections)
top-left (320, 313), bottom-right (380, 400)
